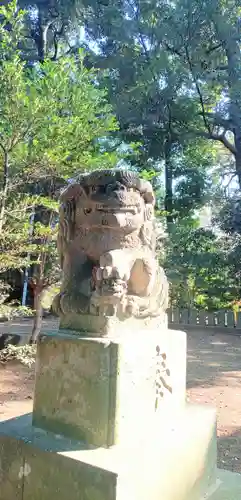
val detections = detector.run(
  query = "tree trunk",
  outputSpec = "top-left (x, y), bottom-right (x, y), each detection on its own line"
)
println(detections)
top-left (164, 138), bottom-right (173, 228)
top-left (226, 45), bottom-right (241, 190)
top-left (0, 150), bottom-right (9, 234)
top-left (235, 148), bottom-right (241, 190)
top-left (29, 284), bottom-right (43, 344)
top-left (214, 15), bottom-right (241, 190)
top-left (32, 8), bottom-right (50, 63)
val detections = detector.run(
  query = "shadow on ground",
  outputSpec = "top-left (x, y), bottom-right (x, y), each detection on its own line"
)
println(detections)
top-left (185, 328), bottom-right (241, 474)
top-left (186, 329), bottom-right (241, 389)
top-left (217, 428), bottom-right (241, 474)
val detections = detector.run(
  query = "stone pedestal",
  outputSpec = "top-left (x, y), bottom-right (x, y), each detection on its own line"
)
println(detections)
top-left (1, 327), bottom-right (241, 500)
top-left (0, 404), bottom-right (218, 500)
top-left (32, 329), bottom-right (186, 446)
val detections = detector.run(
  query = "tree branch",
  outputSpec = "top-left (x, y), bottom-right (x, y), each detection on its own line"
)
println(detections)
top-left (205, 43), bottom-right (223, 55)
top-left (0, 142), bottom-right (6, 154)
top-left (198, 130), bottom-right (237, 155)
top-left (9, 121), bottom-right (35, 151)
top-left (184, 45), bottom-right (212, 135)
top-left (51, 23), bottom-right (66, 61)
top-left (216, 65), bottom-right (228, 71)
top-left (197, 112), bottom-right (232, 130)
top-left (217, 132), bottom-right (237, 155)
top-left (125, 0), bottom-right (159, 84)
top-left (224, 173), bottom-right (237, 194)
top-left (163, 42), bottom-right (183, 57)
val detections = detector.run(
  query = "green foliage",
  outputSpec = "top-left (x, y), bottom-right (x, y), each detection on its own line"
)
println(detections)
top-left (41, 284), bottom-right (60, 310)
top-left (214, 198), bottom-right (241, 235)
top-left (17, 0), bottom-right (82, 62)
top-left (0, 304), bottom-right (33, 321)
top-left (0, 343), bottom-right (36, 367)
top-left (75, 0), bottom-right (241, 308)
top-left (0, 2), bottom-right (120, 339)
top-left (165, 221), bottom-right (240, 311)
top-left (159, 0), bottom-right (241, 187)
top-left (0, 44), bottom-right (118, 183)
top-left (1, 0), bottom-right (241, 316)
top-left (0, 1), bottom-right (119, 267)
top-left (75, 0), bottom-right (223, 224)
top-left (0, 279), bottom-right (32, 319)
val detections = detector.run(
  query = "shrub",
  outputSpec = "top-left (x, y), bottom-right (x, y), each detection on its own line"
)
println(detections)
top-left (0, 344), bottom-right (36, 367)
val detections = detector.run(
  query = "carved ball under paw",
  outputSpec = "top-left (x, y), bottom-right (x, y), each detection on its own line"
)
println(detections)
top-left (125, 299), bottom-right (139, 317)
top-left (95, 265), bottom-right (128, 298)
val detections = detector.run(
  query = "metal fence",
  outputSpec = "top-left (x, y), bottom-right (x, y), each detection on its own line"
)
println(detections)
top-left (168, 308), bottom-right (241, 330)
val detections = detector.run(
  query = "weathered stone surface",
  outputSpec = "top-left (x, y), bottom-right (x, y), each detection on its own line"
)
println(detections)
top-left (52, 169), bottom-right (169, 334)
top-left (0, 433), bottom-right (24, 500)
top-left (0, 404), bottom-right (219, 500)
top-left (32, 329), bottom-right (186, 446)
top-left (23, 445), bottom-right (116, 500)
top-left (0, 415), bottom-right (117, 500)
top-left (213, 470), bottom-right (241, 500)
top-left (57, 312), bottom-right (167, 336)
top-left (33, 334), bottom-right (117, 445)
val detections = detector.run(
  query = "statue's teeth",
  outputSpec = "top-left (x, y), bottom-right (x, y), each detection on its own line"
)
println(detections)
top-left (103, 266), bottom-right (112, 278)
top-left (96, 268), bottom-right (102, 281)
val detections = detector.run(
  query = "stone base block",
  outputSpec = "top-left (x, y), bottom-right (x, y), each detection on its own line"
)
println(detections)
top-left (58, 313), bottom-right (167, 336)
top-left (0, 404), bottom-right (217, 500)
top-left (33, 328), bottom-right (186, 446)
top-left (202, 469), bottom-right (241, 500)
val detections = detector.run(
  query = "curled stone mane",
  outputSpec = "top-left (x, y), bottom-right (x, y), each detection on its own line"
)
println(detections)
top-left (53, 168), bottom-right (169, 334)
top-left (75, 169), bottom-right (155, 204)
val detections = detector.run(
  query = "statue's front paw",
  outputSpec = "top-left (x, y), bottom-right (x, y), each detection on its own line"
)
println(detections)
top-left (94, 266), bottom-right (128, 297)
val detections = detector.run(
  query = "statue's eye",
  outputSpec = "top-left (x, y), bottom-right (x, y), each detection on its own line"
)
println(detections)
top-left (84, 208), bottom-right (92, 215)
top-left (91, 186), bottom-right (97, 193)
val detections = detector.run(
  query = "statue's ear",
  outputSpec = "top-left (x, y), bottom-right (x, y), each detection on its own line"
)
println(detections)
top-left (145, 204), bottom-right (154, 221)
top-left (59, 183), bottom-right (87, 223)
top-left (60, 183), bottom-right (86, 203)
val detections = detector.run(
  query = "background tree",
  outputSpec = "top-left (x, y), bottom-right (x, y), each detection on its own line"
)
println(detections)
top-left (2, 1), bottom-right (231, 222)
top-left (156, 0), bottom-right (241, 189)
top-left (13, 0), bottom-right (82, 63)
top-left (71, 0), bottom-right (222, 229)
top-left (0, 1), bottom-right (119, 340)
top-left (1, 0), bottom-right (241, 322)
top-left (165, 220), bottom-right (238, 311)
top-left (77, 0), bottom-right (241, 308)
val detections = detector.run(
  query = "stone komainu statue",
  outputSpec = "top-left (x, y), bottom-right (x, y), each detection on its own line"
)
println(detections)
top-left (53, 169), bottom-right (169, 332)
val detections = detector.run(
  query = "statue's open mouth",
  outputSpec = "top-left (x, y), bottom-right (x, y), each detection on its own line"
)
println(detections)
top-left (97, 206), bottom-right (137, 214)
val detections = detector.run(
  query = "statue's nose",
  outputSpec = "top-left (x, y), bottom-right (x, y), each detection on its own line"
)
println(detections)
top-left (106, 182), bottom-right (126, 196)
